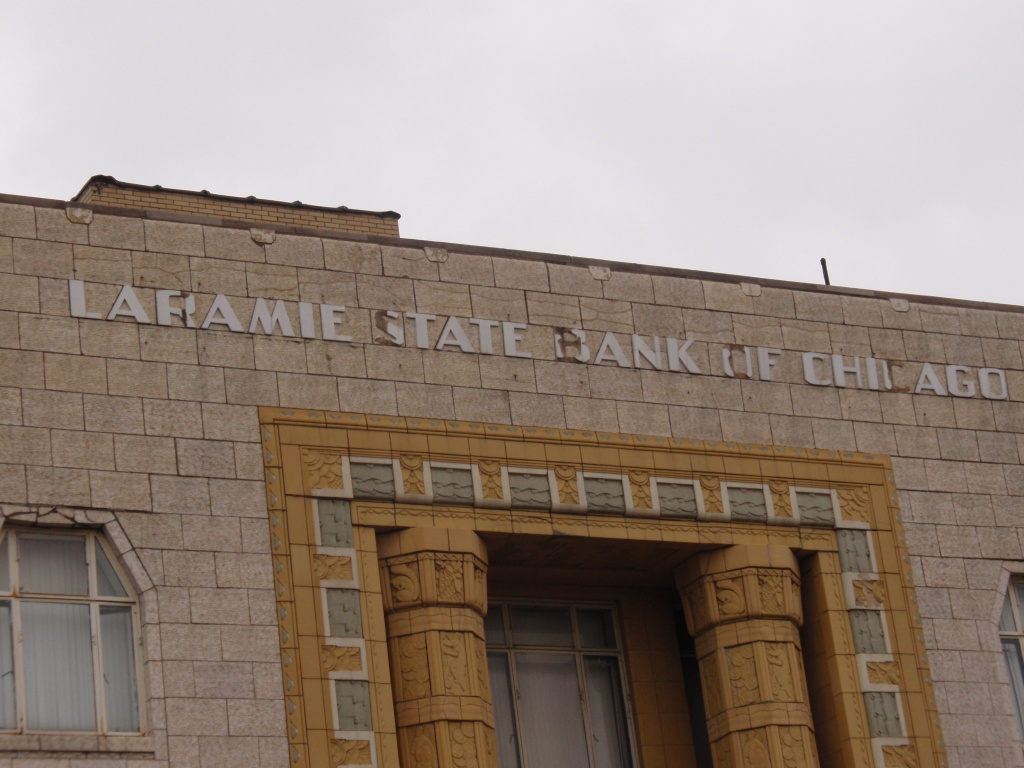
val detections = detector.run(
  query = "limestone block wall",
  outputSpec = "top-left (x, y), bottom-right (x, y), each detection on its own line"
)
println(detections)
top-left (0, 192), bottom-right (1022, 766)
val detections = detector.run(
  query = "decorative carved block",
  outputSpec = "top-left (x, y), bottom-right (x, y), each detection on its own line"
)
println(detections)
top-left (726, 644), bottom-right (760, 706)
top-left (449, 721), bottom-right (480, 768)
top-left (554, 466), bottom-right (579, 504)
top-left (728, 485), bottom-right (768, 521)
top-left (400, 454), bottom-right (426, 495)
top-left (882, 744), bottom-right (919, 767)
top-left (388, 560), bottom-right (421, 606)
top-left (508, 472), bottom-right (551, 508)
top-left (853, 579), bottom-right (886, 608)
top-left (584, 476), bottom-right (626, 513)
top-left (478, 460), bottom-right (503, 500)
top-left (440, 632), bottom-right (471, 696)
top-left (865, 691), bottom-right (902, 738)
top-left (867, 661), bottom-right (901, 687)
top-left (850, 609), bottom-right (886, 654)
top-left (700, 476), bottom-right (723, 514)
top-left (326, 588), bottom-right (363, 638)
top-left (435, 555), bottom-right (466, 603)
top-left (318, 500), bottom-right (353, 548)
top-left (716, 578), bottom-right (747, 619)
top-left (758, 571), bottom-right (786, 615)
top-left (351, 461), bottom-right (396, 499)
top-left (627, 470), bottom-right (652, 509)
top-left (796, 491), bottom-right (835, 527)
top-left (408, 725), bottom-right (440, 768)
top-left (837, 486), bottom-right (869, 525)
top-left (770, 479), bottom-right (792, 517)
top-left (766, 642), bottom-right (796, 700)
top-left (739, 728), bottom-right (771, 768)
top-left (321, 644), bottom-right (362, 673)
top-left (302, 448), bottom-right (345, 490)
top-left (397, 634), bottom-right (430, 700)
top-left (334, 679), bottom-right (373, 732)
top-left (700, 652), bottom-right (723, 716)
top-left (657, 481), bottom-right (698, 517)
top-left (330, 738), bottom-right (372, 766)
top-left (313, 554), bottom-right (354, 582)
top-left (433, 467), bottom-right (474, 505)
top-left (837, 529), bottom-right (872, 573)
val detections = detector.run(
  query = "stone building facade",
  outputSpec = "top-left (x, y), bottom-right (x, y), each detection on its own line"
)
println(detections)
top-left (0, 178), bottom-right (1020, 768)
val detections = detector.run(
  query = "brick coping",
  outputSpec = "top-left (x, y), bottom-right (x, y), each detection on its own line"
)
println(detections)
top-left (1, 189), bottom-right (1020, 315)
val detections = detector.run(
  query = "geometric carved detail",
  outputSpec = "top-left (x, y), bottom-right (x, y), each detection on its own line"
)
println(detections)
top-left (766, 642), bottom-right (797, 701)
top-left (303, 448), bottom-right (345, 490)
top-left (770, 479), bottom-right (792, 517)
top-left (407, 725), bottom-right (439, 768)
top-left (435, 555), bottom-right (465, 604)
top-left (584, 476), bottom-right (626, 513)
top-left (388, 561), bottom-right (421, 606)
top-left (716, 578), bottom-right (747, 619)
top-left (321, 644), bottom-right (362, 673)
top-left (449, 722), bottom-right (480, 768)
top-left (508, 472), bottom-right (550, 508)
top-left (313, 554), bottom-right (354, 582)
top-left (628, 470), bottom-right (652, 509)
top-left (330, 739), bottom-right (372, 766)
top-left (657, 481), bottom-right (698, 517)
top-left (738, 728), bottom-right (771, 768)
top-left (837, 486), bottom-right (870, 525)
top-left (797, 491), bottom-right (835, 527)
top-left (758, 571), bottom-right (786, 615)
top-left (882, 744), bottom-right (919, 768)
top-left (397, 635), bottom-right (430, 701)
top-left (554, 466), bottom-right (579, 504)
top-left (867, 661), bottom-right (901, 687)
top-left (351, 461), bottom-right (395, 499)
top-left (432, 467), bottom-right (474, 505)
top-left (728, 486), bottom-right (768, 521)
top-left (400, 454), bottom-right (426, 495)
top-left (478, 460), bottom-right (503, 500)
top-left (700, 476), bottom-right (723, 514)
top-left (440, 632), bottom-right (470, 696)
top-left (853, 579), bottom-right (886, 609)
top-left (726, 644), bottom-right (760, 706)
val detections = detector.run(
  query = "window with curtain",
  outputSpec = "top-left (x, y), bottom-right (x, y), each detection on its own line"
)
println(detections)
top-left (0, 528), bottom-right (142, 734)
top-left (485, 602), bottom-right (635, 768)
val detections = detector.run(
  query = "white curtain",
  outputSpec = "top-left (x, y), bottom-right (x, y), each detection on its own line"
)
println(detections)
top-left (19, 535), bottom-right (88, 595)
top-left (101, 606), bottom-right (139, 732)
top-left (515, 652), bottom-right (589, 768)
top-left (22, 601), bottom-right (95, 730)
top-left (0, 603), bottom-right (14, 729)
top-left (487, 652), bottom-right (521, 768)
top-left (584, 657), bottom-right (631, 768)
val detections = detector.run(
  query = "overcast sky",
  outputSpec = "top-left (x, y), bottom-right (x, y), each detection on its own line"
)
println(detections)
top-left (3, 2), bottom-right (1024, 305)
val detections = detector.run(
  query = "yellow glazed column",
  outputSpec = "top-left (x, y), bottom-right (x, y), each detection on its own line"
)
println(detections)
top-left (378, 528), bottom-right (497, 768)
top-left (676, 546), bottom-right (821, 768)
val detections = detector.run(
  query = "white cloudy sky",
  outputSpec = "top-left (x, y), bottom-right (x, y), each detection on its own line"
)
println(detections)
top-left (3, 2), bottom-right (1024, 305)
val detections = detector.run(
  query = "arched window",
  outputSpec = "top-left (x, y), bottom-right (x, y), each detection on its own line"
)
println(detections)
top-left (0, 528), bottom-right (142, 733)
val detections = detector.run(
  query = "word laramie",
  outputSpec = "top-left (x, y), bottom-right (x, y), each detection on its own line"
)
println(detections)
top-left (68, 281), bottom-right (1010, 400)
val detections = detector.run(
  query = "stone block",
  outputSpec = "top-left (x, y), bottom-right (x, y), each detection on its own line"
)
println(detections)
top-left (0, 350), bottom-right (39, 389)
top-left (452, 386), bottom-right (511, 424)
top-left (337, 377), bottom-right (398, 415)
top-left (479, 356), bottom-right (535, 393)
top-left (177, 439), bottom-right (236, 479)
top-left (0, 203), bottom-right (36, 238)
top-left (365, 345), bottom-right (423, 383)
top-left (580, 297), bottom-right (633, 333)
top-left (89, 470), bottom-right (151, 510)
top-left (115, 434), bottom-right (178, 474)
top-left (72, 245), bottom-right (134, 283)
top-left (198, 331), bottom-right (255, 370)
top-left (253, 336), bottom-right (306, 373)
top-left (80, 319), bottom-right (140, 359)
top-left (50, 429), bottom-right (114, 470)
top-left (564, 396), bottom-right (619, 432)
top-left (225, 369), bottom-right (279, 406)
top-left (720, 410), bottom-right (772, 444)
top-left (220, 625), bottom-right (279, 662)
top-left (44, 351), bottom-right (106, 394)
top-left (324, 239), bottom-right (381, 274)
top-left (143, 220), bottom-right (204, 256)
top-left (493, 257), bottom-right (548, 292)
top-left (617, 401), bottom-right (671, 437)
top-left (296, 267), bottom-right (357, 306)
top-left (509, 392), bottom-right (565, 428)
top-left (22, 389), bottom-right (83, 429)
top-left (190, 257), bottom-right (247, 295)
top-left (202, 403), bottom-right (259, 442)
top-left (203, 226), bottom-right (266, 263)
top-left (382, 246), bottom-right (438, 280)
top-left (84, 394), bottom-right (144, 434)
top-left (34, 208), bottom-right (88, 244)
top-left (88, 214), bottom-right (145, 250)
top-left (245, 263), bottom-right (299, 301)
top-left (265, 234), bottom-right (324, 269)
top-left (26, 466), bottom-right (90, 506)
top-left (192, 662), bottom-right (255, 701)
top-left (0, 387), bottom-right (20, 426)
top-left (548, 264), bottom-right (603, 297)
top-left (143, 398), bottom-right (203, 438)
top-left (439, 252), bottom-right (494, 286)
top-left (164, 551), bottom-right (218, 588)
top-left (0, 465), bottom-right (26, 504)
top-left (526, 292), bottom-right (580, 327)
top-left (214, 553), bottom-right (273, 589)
top-left (166, 699), bottom-right (228, 736)
top-left (152, 475), bottom-right (211, 515)
top-left (132, 250), bottom-right (191, 290)
top-left (168, 364), bottom-right (226, 403)
top-left (13, 238), bottom-right (73, 279)
top-left (355, 274), bottom-right (414, 310)
top-left (189, 587), bottom-right (251, 624)
top-left (305, 340), bottom-right (366, 380)
top-left (0, 272), bottom-right (39, 313)
top-left (226, 699), bottom-right (285, 737)
top-left (276, 372), bottom-right (339, 410)
top-left (0, 236), bottom-right (11, 272)
top-left (423, 350), bottom-right (480, 388)
top-left (534, 360), bottom-right (589, 397)
top-left (414, 280), bottom-right (472, 316)
top-left (140, 325), bottom-right (199, 364)
top-left (395, 382), bottom-right (455, 419)
top-left (681, 308), bottom-right (733, 343)
top-left (209, 479), bottom-right (266, 518)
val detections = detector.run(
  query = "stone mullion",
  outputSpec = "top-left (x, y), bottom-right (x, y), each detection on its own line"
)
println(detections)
top-left (379, 529), bottom-right (497, 768)
top-left (678, 546), bottom-right (821, 768)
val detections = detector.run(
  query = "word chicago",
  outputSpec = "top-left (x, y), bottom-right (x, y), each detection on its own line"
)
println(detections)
top-left (69, 281), bottom-right (1010, 400)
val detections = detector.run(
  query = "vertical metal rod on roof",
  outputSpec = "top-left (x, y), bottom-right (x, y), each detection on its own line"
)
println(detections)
top-left (820, 258), bottom-right (831, 286)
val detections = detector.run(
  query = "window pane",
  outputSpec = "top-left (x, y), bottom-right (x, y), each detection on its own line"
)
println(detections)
top-left (510, 606), bottom-right (573, 647)
top-left (1002, 593), bottom-right (1017, 632)
top-left (485, 606), bottom-right (507, 646)
top-left (487, 652), bottom-right (521, 768)
top-left (515, 652), bottom-right (589, 768)
top-left (101, 606), bottom-right (140, 732)
top-left (1014, 584), bottom-right (1024, 629)
top-left (0, 536), bottom-right (9, 593)
top-left (1004, 639), bottom-right (1024, 740)
top-left (0, 603), bottom-right (14, 729)
top-left (578, 609), bottom-right (617, 649)
top-left (20, 534), bottom-right (89, 595)
top-left (23, 601), bottom-right (96, 730)
top-left (584, 656), bottom-right (632, 768)
top-left (96, 544), bottom-right (128, 598)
